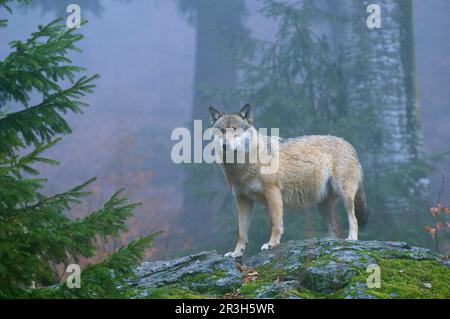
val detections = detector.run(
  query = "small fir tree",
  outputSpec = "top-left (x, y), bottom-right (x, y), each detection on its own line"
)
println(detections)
top-left (0, 1), bottom-right (158, 298)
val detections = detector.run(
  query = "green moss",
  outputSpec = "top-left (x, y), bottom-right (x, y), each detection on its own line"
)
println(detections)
top-left (180, 273), bottom-right (211, 284)
top-left (238, 281), bottom-right (264, 298)
top-left (307, 253), bottom-right (335, 266)
top-left (363, 258), bottom-right (450, 299)
top-left (257, 262), bottom-right (289, 281)
top-left (140, 269), bottom-right (233, 299)
top-left (241, 248), bottom-right (450, 299)
top-left (177, 269), bottom-right (230, 295)
top-left (288, 288), bottom-right (326, 299)
top-left (299, 253), bottom-right (336, 269)
top-left (145, 287), bottom-right (208, 299)
top-left (144, 243), bottom-right (450, 299)
top-left (239, 253), bottom-right (343, 298)
top-left (332, 255), bottom-right (450, 299)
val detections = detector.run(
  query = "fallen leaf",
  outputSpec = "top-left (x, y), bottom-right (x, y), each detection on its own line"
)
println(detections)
top-left (239, 264), bottom-right (259, 284)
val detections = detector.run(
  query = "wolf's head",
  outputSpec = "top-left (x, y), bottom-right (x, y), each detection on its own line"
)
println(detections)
top-left (208, 104), bottom-right (255, 152)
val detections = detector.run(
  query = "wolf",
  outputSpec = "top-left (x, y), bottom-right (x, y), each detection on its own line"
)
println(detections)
top-left (209, 104), bottom-right (368, 258)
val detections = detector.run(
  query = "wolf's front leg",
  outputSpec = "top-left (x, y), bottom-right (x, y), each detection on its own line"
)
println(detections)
top-left (261, 187), bottom-right (283, 251)
top-left (225, 196), bottom-right (253, 258)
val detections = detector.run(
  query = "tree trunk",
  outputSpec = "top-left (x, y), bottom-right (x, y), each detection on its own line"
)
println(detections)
top-left (338, 0), bottom-right (427, 238)
top-left (177, 0), bottom-right (247, 248)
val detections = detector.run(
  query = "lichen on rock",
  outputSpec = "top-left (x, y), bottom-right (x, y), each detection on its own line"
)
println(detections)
top-left (124, 239), bottom-right (450, 299)
top-left (127, 251), bottom-right (241, 298)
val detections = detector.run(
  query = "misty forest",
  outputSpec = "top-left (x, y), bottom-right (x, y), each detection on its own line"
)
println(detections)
top-left (1, 0), bottom-right (450, 299)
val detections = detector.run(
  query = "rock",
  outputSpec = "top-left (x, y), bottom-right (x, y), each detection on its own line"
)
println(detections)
top-left (299, 261), bottom-right (358, 293)
top-left (127, 251), bottom-right (241, 297)
top-left (124, 239), bottom-right (450, 299)
top-left (242, 239), bottom-right (447, 298)
top-left (342, 282), bottom-right (378, 299)
top-left (443, 258), bottom-right (450, 268)
top-left (249, 280), bottom-right (301, 299)
top-left (423, 282), bottom-right (432, 289)
top-left (389, 292), bottom-right (398, 298)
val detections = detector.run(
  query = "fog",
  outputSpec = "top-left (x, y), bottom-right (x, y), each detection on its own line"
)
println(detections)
top-left (2, 0), bottom-right (450, 258)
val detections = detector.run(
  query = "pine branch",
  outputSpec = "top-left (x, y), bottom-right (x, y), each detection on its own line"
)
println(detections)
top-left (0, 73), bottom-right (100, 156)
top-left (1, 177), bottom-right (96, 221)
top-left (60, 189), bottom-right (142, 260)
top-left (0, 138), bottom-right (61, 177)
top-left (0, 175), bottom-right (44, 211)
top-left (35, 233), bottom-right (161, 299)
top-left (0, 18), bottom-right (99, 156)
top-left (89, 232), bottom-right (161, 277)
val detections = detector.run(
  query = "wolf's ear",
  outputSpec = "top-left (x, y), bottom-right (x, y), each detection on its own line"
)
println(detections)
top-left (238, 104), bottom-right (253, 124)
top-left (209, 106), bottom-right (223, 125)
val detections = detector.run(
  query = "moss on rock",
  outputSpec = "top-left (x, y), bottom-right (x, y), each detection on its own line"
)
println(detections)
top-left (145, 287), bottom-right (208, 299)
top-left (125, 239), bottom-right (450, 299)
top-left (358, 258), bottom-right (450, 299)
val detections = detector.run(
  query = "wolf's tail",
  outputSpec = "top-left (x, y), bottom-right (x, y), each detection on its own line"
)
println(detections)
top-left (355, 182), bottom-right (368, 229)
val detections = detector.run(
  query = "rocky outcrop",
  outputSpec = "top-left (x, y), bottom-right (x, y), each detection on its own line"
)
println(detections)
top-left (127, 251), bottom-right (241, 298)
top-left (125, 239), bottom-right (450, 299)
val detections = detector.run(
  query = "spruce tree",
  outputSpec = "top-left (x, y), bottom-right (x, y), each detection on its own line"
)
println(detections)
top-left (0, 1), bottom-right (157, 298)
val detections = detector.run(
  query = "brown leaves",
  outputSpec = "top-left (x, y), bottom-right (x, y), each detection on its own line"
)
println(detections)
top-left (425, 202), bottom-right (450, 255)
top-left (222, 264), bottom-right (259, 299)
top-left (430, 206), bottom-right (440, 217)
top-left (424, 226), bottom-right (437, 239)
top-left (223, 291), bottom-right (240, 299)
top-left (239, 264), bottom-right (259, 284)
top-left (430, 204), bottom-right (450, 217)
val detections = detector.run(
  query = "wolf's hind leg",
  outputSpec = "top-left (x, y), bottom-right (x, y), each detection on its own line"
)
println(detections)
top-left (343, 195), bottom-right (358, 240)
top-left (318, 196), bottom-right (339, 238)
top-left (261, 187), bottom-right (283, 251)
top-left (225, 196), bottom-right (253, 258)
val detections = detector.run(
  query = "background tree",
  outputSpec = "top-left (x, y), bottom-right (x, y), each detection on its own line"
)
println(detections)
top-left (24, 0), bottom-right (104, 16)
top-left (174, 0), bottom-right (249, 250)
top-left (337, 0), bottom-right (428, 241)
top-left (0, 1), bottom-right (157, 298)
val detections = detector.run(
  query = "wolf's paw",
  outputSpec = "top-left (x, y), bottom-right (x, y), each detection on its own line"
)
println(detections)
top-left (261, 242), bottom-right (278, 251)
top-left (224, 251), bottom-right (243, 258)
top-left (345, 236), bottom-right (358, 241)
